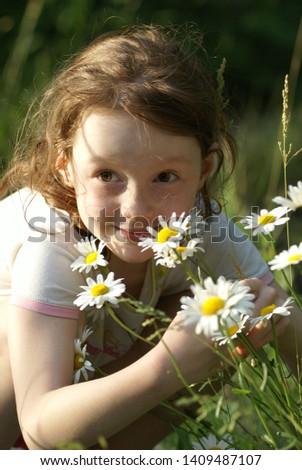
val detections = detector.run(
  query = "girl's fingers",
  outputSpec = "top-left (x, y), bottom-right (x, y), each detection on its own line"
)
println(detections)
top-left (234, 313), bottom-right (290, 357)
top-left (234, 278), bottom-right (289, 356)
top-left (247, 315), bottom-right (288, 346)
top-left (239, 278), bottom-right (280, 316)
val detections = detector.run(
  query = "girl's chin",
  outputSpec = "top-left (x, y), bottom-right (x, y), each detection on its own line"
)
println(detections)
top-left (106, 242), bottom-right (153, 264)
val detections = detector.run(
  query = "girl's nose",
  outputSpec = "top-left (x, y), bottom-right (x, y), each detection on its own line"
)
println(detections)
top-left (120, 184), bottom-right (155, 222)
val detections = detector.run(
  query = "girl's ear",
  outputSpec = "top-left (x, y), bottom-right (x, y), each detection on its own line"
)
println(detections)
top-left (56, 155), bottom-right (74, 188)
top-left (198, 143), bottom-right (217, 189)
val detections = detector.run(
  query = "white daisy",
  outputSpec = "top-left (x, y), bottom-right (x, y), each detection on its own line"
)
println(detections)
top-left (78, 325), bottom-right (94, 343)
top-left (138, 212), bottom-right (190, 255)
top-left (71, 236), bottom-right (108, 273)
top-left (74, 272), bottom-right (126, 315)
top-left (192, 433), bottom-right (234, 450)
top-left (273, 181), bottom-right (302, 210)
top-left (240, 206), bottom-right (291, 235)
top-left (154, 238), bottom-right (204, 268)
top-left (268, 242), bottom-right (302, 270)
top-left (178, 276), bottom-right (255, 337)
top-left (212, 314), bottom-right (248, 345)
top-left (73, 338), bottom-right (95, 383)
top-left (249, 297), bottom-right (293, 329)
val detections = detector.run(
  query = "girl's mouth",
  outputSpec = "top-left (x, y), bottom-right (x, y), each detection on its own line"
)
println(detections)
top-left (118, 228), bottom-right (150, 243)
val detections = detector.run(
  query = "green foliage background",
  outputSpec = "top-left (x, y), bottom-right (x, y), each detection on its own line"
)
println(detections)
top-left (0, 0), bottom-right (301, 214)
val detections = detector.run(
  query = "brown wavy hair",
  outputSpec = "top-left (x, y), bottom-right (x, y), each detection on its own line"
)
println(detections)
top-left (0, 24), bottom-right (237, 223)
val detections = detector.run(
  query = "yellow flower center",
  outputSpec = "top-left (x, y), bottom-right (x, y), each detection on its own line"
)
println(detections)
top-left (74, 353), bottom-right (84, 370)
top-left (288, 254), bottom-right (302, 263)
top-left (85, 252), bottom-right (98, 264)
top-left (260, 304), bottom-right (277, 316)
top-left (210, 447), bottom-right (222, 450)
top-left (157, 227), bottom-right (178, 243)
top-left (258, 214), bottom-right (276, 225)
top-left (176, 246), bottom-right (187, 253)
top-left (227, 325), bottom-right (239, 337)
top-left (202, 296), bottom-right (225, 316)
top-left (90, 284), bottom-right (109, 297)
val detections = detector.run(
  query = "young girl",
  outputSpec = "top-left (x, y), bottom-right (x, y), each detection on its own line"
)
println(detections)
top-left (0, 25), bottom-right (300, 450)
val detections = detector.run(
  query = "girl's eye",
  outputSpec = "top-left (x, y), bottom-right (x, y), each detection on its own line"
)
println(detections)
top-left (98, 171), bottom-right (119, 183)
top-left (155, 172), bottom-right (177, 183)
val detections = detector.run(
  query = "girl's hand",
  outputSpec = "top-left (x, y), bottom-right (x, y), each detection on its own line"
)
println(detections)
top-left (152, 278), bottom-right (293, 390)
top-left (237, 278), bottom-right (290, 352)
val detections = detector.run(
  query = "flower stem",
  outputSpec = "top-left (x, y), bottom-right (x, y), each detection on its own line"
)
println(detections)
top-left (106, 303), bottom-right (155, 347)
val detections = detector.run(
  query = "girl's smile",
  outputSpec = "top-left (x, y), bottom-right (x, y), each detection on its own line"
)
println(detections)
top-left (118, 228), bottom-right (151, 243)
top-left (65, 108), bottom-right (213, 264)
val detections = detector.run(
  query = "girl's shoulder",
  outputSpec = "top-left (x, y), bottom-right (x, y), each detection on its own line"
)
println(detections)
top-left (201, 210), bottom-right (272, 281)
top-left (0, 188), bottom-right (84, 317)
top-left (0, 187), bottom-right (71, 234)
top-left (0, 188), bottom-right (78, 257)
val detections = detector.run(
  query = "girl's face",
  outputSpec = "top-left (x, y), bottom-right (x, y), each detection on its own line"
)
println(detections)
top-left (65, 109), bottom-right (212, 264)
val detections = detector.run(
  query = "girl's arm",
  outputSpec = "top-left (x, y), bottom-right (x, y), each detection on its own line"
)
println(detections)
top-left (8, 304), bottom-right (219, 449)
top-left (9, 280), bottom-right (292, 450)
top-left (104, 280), bottom-right (301, 449)
top-left (0, 304), bottom-right (20, 449)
